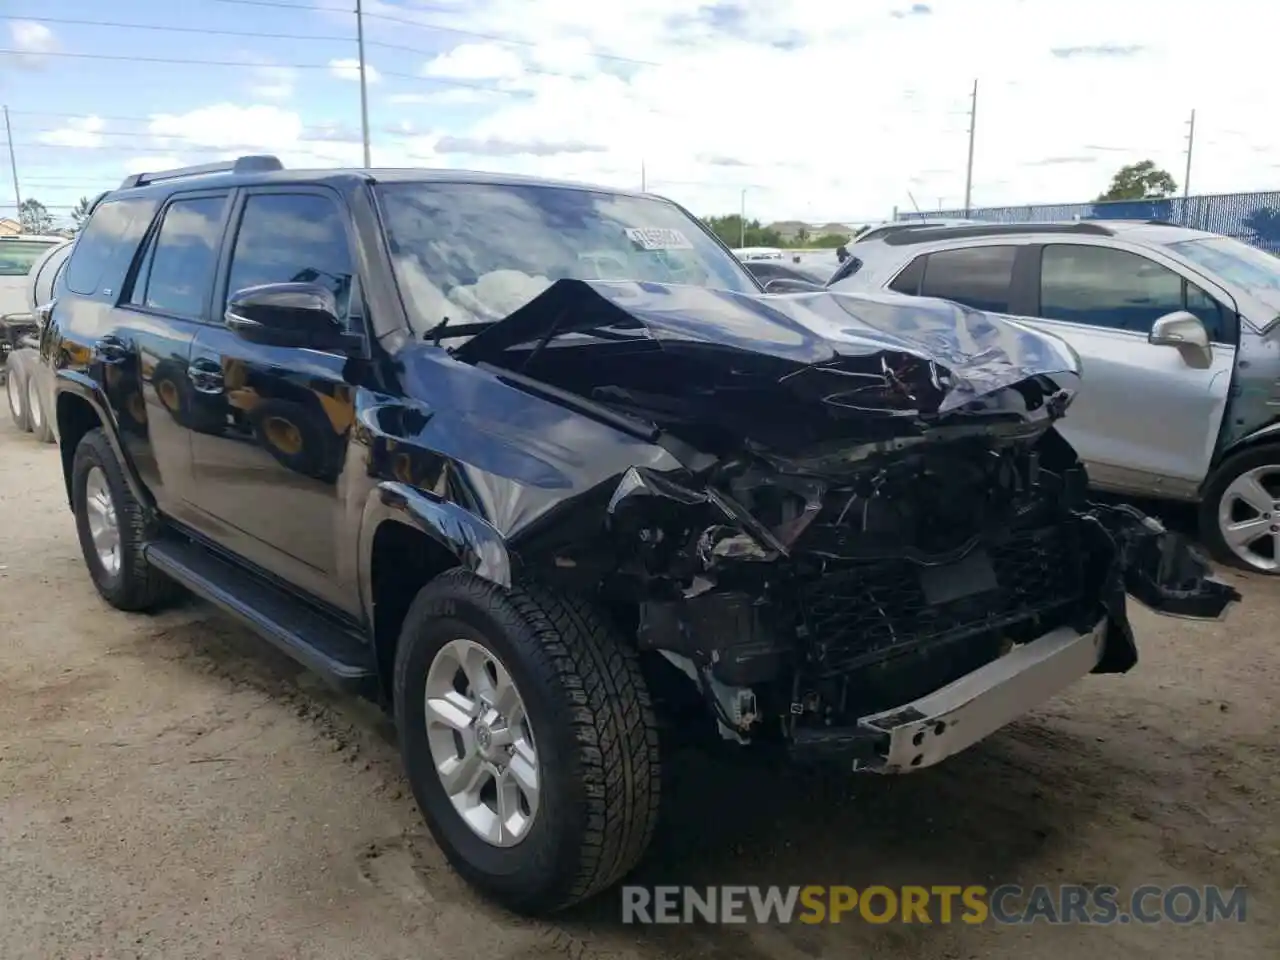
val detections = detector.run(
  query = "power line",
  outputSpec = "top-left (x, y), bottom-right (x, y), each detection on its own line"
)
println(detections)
top-left (0, 14), bottom-right (351, 45)
top-left (0, 14), bottom-right (602, 84)
top-left (0, 48), bottom-right (529, 95)
top-left (208, 0), bottom-right (661, 67)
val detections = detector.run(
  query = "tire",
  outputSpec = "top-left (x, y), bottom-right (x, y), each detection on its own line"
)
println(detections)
top-left (5, 351), bottom-right (31, 431)
top-left (71, 427), bottom-right (180, 611)
top-left (27, 367), bottom-right (55, 443)
top-left (1199, 442), bottom-right (1280, 575)
top-left (393, 569), bottom-right (661, 915)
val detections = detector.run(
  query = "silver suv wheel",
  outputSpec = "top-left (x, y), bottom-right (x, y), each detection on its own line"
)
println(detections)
top-left (424, 637), bottom-right (540, 847)
top-left (1217, 464), bottom-right (1280, 573)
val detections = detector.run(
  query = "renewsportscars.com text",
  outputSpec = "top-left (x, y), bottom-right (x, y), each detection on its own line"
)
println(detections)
top-left (621, 884), bottom-right (1248, 925)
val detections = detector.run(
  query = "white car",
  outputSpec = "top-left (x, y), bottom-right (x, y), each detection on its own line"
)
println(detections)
top-left (3, 236), bottom-right (73, 439)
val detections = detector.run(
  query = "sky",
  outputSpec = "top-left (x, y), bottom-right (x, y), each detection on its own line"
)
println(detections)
top-left (2, 0), bottom-right (1279, 228)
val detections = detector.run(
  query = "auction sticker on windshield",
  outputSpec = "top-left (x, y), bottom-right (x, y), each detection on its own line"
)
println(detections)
top-left (626, 227), bottom-right (694, 250)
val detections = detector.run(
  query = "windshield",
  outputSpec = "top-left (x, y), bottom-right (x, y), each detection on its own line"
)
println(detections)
top-left (374, 181), bottom-right (759, 332)
top-left (0, 240), bottom-right (57, 277)
top-left (1167, 237), bottom-right (1280, 294)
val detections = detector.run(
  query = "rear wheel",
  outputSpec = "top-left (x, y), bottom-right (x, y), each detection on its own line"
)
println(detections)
top-left (27, 372), bottom-right (54, 443)
top-left (72, 428), bottom-right (180, 610)
top-left (393, 570), bottom-right (661, 914)
top-left (1200, 443), bottom-right (1280, 575)
top-left (5, 351), bottom-right (30, 431)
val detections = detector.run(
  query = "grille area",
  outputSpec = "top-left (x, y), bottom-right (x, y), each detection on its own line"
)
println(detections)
top-left (801, 525), bottom-right (1083, 678)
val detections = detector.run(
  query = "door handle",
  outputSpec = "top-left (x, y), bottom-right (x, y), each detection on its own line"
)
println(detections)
top-left (187, 357), bottom-right (224, 394)
top-left (95, 335), bottom-right (129, 365)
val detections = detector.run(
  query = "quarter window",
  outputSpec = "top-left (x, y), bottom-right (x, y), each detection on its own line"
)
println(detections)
top-left (226, 193), bottom-right (355, 322)
top-left (64, 197), bottom-right (159, 297)
top-left (132, 195), bottom-right (227, 317)
top-left (918, 245), bottom-right (1017, 313)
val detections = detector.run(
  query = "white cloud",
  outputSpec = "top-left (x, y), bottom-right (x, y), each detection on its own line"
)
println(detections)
top-left (349, 0), bottom-right (1280, 219)
top-left (36, 116), bottom-right (106, 149)
top-left (28, 0), bottom-right (1280, 222)
top-left (329, 58), bottom-right (382, 84)
top-left (248, 64), bottom-right (298, 100)
top-left (424, 43), bottom-right (527, 81)
top-left (4, 20), bottom-right (57, 68)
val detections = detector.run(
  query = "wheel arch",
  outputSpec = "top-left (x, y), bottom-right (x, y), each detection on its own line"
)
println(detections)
top-left (358, 481), bottom-right (514, 702)
top-left (55, 372), bottom-right (151, 512)
top-left (1203, 419), bottom-right (1280, 494)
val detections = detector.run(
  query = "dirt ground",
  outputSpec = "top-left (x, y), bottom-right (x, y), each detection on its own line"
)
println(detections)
top-left (1, 421), bottom-right (1276, 960)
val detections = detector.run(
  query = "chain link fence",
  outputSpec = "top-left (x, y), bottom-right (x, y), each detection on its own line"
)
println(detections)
top-left (898, 192), bottom-right (1280, 254)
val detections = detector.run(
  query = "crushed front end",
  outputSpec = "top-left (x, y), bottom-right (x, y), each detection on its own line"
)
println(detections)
top-left (612, 429), bottom-right (1237, 773)
top-left (458, 281), bottom-right (1241, 773)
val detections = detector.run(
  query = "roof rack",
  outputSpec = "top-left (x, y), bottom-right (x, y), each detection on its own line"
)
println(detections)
top-left (119, 154), bottom-right (284, 190)
top-left (882, 221), bottom-right (1115, 246)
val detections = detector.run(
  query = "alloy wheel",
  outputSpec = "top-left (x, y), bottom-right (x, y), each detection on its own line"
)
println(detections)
top-left (423, 638), bottom-right (540, 847)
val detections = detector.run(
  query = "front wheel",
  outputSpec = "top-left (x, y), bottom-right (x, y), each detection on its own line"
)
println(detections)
top-left (393, 570), bottom-right (661, 915)
top-left (1200, 443), bottom-right (1280, 575)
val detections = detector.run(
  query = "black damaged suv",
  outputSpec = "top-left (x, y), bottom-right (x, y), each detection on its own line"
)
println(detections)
top-left (39, 156), bottom-right (1238, 914)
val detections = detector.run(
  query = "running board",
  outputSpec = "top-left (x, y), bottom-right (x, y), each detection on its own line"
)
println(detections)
top-left (144, 535), bottom-right (378, 696)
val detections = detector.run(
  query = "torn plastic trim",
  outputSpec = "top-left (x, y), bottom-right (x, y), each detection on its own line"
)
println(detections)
top-left (1089, 503), bottom-right (1241, 620)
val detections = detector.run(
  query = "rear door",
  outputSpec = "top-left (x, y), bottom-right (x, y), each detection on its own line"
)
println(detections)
top-left (184, 186), bottom-right (363, 612)
top-left (112, 190), bottom-right (234, 519)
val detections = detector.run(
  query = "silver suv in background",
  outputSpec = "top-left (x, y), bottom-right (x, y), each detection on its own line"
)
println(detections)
top-left (828, 220), bottom-right (1280, 575)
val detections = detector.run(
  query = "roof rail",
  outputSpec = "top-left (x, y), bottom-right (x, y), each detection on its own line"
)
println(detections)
top-left (118, 155), bottom-right (284, 190)
top-left (882, 221), bottom-right (1114, 246)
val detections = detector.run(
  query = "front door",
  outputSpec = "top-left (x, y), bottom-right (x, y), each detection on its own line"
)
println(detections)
top-left (1020, 243), bottom-right (1237, 498)
top-left (184, 186), bottom-right (364, 613)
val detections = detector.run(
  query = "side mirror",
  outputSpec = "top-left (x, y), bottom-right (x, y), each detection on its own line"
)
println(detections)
top-left (1149, 310), bottom-right (1212, 368)
top-left (835, 245), bottom-right (849, 263)
top-left (225, 282), bottom-right (359, 352)
top-left (764, 277), bottom-right (824, 294)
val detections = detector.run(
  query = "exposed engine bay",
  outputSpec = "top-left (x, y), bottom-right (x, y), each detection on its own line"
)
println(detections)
top-left (448, 279), bottom-right (1240, 771)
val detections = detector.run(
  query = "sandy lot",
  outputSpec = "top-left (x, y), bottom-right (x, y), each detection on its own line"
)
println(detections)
top-left (1, 421), bottom-right (1276, 960)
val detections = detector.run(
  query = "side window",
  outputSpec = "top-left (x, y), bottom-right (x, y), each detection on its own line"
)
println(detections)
top-left (64, 197), bottom-right (160, 297)
top-left (888, 255), bottom-right (926, 295)
top-left (1185, 281), bottom-right (1232, 343)
top-left (226, 193), bottom-right (355, 322)
top-left (1039, 245), bottom-right (1182, 333)
top-left (919, 245), bottom-right (1017, 313)
top-left (130, 195), bottom-right (227, 317)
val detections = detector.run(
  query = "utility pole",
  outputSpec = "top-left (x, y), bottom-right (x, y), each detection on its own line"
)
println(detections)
top-left (3, 105), bottom-right (20, 220)
top-left (1183, 108), bottom-right (1196, 199)
top-left (355, 0), bottom-right (372, 167)
top-left (640, 160), bottom-right (646, 192)
top-left (739, 188), bottom-right (747, 248)
top-left (963, 78), bottom-right (978, 214)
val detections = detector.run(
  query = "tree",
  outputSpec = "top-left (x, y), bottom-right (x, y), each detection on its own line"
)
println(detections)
top-left (794, 226), bottom-right (810, 245)
top-left (1096, 161), bottom-right (1178, 202)
top-left (18, 197), bottom-right (54, 234)
top-left (70, 196), bottom-right (94, 230)
top-left (701, 213), bottom-right (784, 249)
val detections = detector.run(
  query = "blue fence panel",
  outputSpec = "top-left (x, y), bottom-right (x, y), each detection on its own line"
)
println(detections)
top-left (898, 191), bottom-right (1280, 255)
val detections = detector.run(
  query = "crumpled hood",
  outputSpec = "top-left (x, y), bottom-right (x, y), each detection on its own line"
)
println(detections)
top-left (452, 279), bottom-right (1082, 463)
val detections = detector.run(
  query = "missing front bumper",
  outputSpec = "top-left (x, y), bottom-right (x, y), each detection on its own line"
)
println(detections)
top-left (789, 616), bottom-right (1109, 773)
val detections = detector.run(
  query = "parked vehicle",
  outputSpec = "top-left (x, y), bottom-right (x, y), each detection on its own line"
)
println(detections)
top-left (3, 237), bottom-right (72, 439)
top-left (828, 220), bottom-right (1280, 575)
top-left (740, 257), bottom-right (829, 290)
top-left (40, 158), bottom-right (1237, 914)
